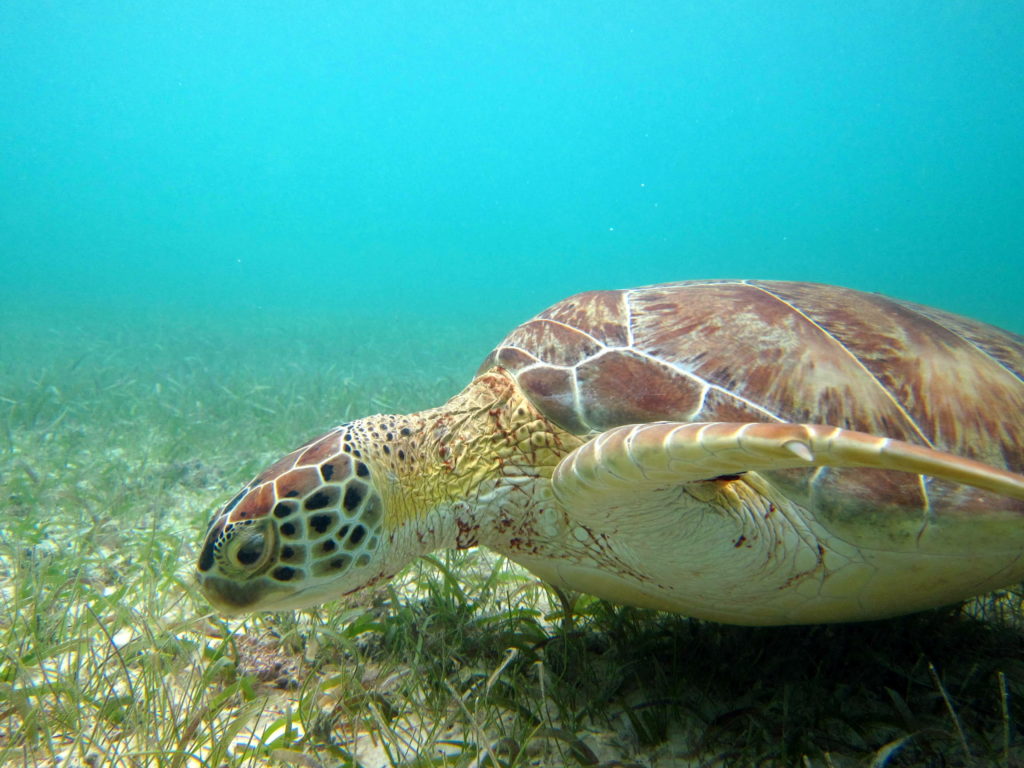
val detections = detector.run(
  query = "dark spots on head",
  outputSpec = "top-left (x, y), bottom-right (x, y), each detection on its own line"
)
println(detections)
top-left (320, 463), bottom-right (335, 481)
top-left (198, 537), bottom-right (217, 572)
top-left (352, 449), bottom-right (362, 458)
top-left (273, 502), bottom-right (296, 519)
top-left (386, 432), bottom-right (393, 441)
top-left (397, 450), bottom-right (405, 461)
top-left (343, 444), bottom-right (352, 453)
top-left (305, 491), bottom-right (330, 511)
top-left (285, 490), bottom-right (299, 498)
top-left (383, 445), bottom-right (391, 455)
top-left (282, 546), bottom-right (294, 559)
top-left (343, 483), bottom-right (366, 512)
top-left (305, 486), bottom-right (341, 512)
top-left (356, 462), bottom-right (369, 478)
top-left (272, 566), bottom-right (296, 581)
top-left (336, 525), bottom-right (350, 542)
top-left (319, 539), bottom-right (336, 553)
top-left (400, 427), bottom-right (411, 436)
top-left (313, 556), bottom-right (349, 577)
top-left (281, 544), bottom-right (306, 563)
top-left (280, 521), bottom-right (300, 538)
top-left (343, 525), bottom-right (367, 549)
top-left (310, 513), bottom-right (335, 535)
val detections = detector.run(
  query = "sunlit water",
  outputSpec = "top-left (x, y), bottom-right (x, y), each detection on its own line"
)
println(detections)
top-left (3, 2), bottom-right (1022, 392)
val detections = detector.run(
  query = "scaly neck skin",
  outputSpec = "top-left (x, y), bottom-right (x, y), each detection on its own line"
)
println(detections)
top-left (349, 368), bottom-right (585, 578)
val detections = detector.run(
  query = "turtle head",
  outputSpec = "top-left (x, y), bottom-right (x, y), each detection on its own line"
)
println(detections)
top-left (196, 427), bottom-right (387, 614)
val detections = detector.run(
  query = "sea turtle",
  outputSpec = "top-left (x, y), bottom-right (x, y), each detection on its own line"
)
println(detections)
top-left (196, 280), bottom-right (1024, 625)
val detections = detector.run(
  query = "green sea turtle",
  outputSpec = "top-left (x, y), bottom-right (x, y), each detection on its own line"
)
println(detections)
top-left (196, 280), bottom-right (1024, 625)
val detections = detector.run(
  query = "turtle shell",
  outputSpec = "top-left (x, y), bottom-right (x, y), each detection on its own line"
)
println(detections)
top-left (481, 280), bottom-right (1024, 481)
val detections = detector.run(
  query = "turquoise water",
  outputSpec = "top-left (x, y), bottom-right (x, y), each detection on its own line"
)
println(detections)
top-left (2, 1), bottom-right (1022, 338)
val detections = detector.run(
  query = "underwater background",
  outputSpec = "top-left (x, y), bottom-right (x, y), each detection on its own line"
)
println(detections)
top-left (2, 4), bottom-right (1024, 764)
top-left (3, 1), bottom-right (1023, 342)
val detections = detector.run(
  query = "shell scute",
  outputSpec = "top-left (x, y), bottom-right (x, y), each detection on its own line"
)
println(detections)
top-left (489, 346), bottom-right (538, 370)
top-left (537, 289), bottom-right (630, 347)
top-left (488, 280), bottom-right (1024, 486)
top-left (515, 366), bottom-right (586, 434)
top-left (632, 283), bottom-right (925, 439)
top-left (906, 302), bottom-right (1024, 379)
top-left (499, 318), bottom-right (604, 367)
top-left (575, 349), bottom-right (704, 430)
top-left (699, 387), bottom-right (777, 423)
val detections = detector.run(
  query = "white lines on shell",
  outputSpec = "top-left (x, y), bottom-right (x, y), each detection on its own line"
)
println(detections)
top-left (627, 348), bottom-right (785, 422)
top-left (506, 359), bottom-right (597, 432)
top-left (750, 284), bottom-right (934, 448)
top-left (513, 361), bottom-right (568, 374)
top-left (531, 318), bottom-right (608, 349)
top-left (905, 306), bottom-right (1024, 388)
top-left (570, 368), bottom-right (595, 433)
top-left (622, 289), bottom-right (636, 348)
top-left (692, 383), bottom-right (710, 419)
top-left (530, 345), bottom-right (760, 421)
top-left (501, 345), bottom-right (541, 364)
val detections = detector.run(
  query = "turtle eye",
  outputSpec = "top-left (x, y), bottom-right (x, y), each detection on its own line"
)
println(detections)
top-left (226, 526), bottom-right (273, 572)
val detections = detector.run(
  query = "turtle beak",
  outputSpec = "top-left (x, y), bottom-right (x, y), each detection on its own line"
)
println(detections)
top-left (199, 575), bottom-right (346, 615)
top-left (199, 574), bottom-right (294, 615)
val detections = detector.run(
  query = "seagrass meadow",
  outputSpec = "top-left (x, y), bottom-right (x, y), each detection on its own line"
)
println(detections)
top-left (2, 305), bottom-right (1024, 768)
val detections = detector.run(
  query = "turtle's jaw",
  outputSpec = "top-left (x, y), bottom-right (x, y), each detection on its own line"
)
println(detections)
top-left (200, 572), bottom-right (360, 615)
top-left (200, 574), bottom-right (296, 616)
top-left (196, 509), bottom-right (391, 614)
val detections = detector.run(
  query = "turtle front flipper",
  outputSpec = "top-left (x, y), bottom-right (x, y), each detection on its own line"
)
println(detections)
top-left (552, 421), bottom-right (1024, 527)
top-left (543, 421), bottom-right (1024, 624)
